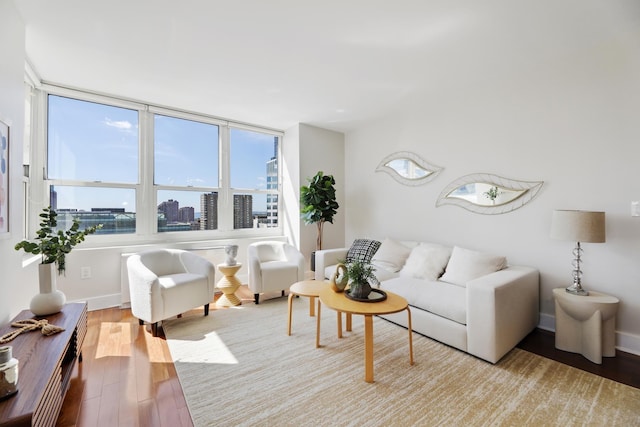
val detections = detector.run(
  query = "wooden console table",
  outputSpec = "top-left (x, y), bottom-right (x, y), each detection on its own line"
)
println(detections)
top-left (0, 302), bottom-right (87, 427)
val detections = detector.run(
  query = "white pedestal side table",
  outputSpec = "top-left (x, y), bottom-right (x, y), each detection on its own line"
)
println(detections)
top-left (553, 288), bottom-right (619, 364)
top-left (216, 263), bottom-right (242, 307)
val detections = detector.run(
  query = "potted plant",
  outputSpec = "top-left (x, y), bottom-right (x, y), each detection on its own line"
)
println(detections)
top-left (300, 171), bottom-right (339, 270)
top-left (15, 206), bottom-right (102, 315)
top-left (345, 259), bottom-right (377, 299)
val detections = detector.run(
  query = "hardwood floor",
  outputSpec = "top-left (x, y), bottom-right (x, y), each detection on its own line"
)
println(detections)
top-left (517, 327), bottom-right (640, 389)
top-left (57, 287), bottom-right (640, 426)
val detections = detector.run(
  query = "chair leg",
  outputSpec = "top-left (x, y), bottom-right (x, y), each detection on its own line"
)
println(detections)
top-left (138, 319), bottom-right (144, 326)
top-left (254, 293), bottom-right (260, 304)
top-left (151, 322), bottom-right (159, 337)
top-left (204, 303), bottom-right (210, 316)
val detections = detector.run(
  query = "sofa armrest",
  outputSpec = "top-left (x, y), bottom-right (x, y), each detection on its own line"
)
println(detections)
top-left (314, 248), bottom-right (349, 281)
top-left (466, 265), bottom-right (539, 363)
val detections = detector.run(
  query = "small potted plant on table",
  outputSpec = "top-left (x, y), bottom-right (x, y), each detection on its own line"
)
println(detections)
top-left (345, 259), bottom-right (377, 299)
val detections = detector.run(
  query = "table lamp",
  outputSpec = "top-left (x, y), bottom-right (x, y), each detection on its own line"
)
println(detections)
top-left (550, 210), bottom-right (605, 296)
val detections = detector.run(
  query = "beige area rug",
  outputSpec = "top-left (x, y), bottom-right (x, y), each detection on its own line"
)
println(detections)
top-left (163, 297), bottom-right (640, 427)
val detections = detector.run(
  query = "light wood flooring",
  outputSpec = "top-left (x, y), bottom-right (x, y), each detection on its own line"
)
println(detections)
top-left (56, 286), bottom-right (640, 426)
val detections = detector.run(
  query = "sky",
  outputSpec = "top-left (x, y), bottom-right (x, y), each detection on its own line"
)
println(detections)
top-left (47, 95), bottom-right (277, 213)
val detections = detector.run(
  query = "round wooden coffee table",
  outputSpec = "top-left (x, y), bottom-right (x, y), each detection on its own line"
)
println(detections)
top-left (319, 287), bottom-right (414, 383)
top-left (287, 281), bottom-right (329, 348)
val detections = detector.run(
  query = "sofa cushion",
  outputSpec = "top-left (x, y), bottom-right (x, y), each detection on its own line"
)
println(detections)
top-left (371, 238), bottom-right (412, 272)
top-left (440, 246), bottom-right (506, 287)
top-left (346, 239), bottom-right (381, 263)
top-left (399, 243), bottom-right (452, 280)
top-left (381, 277), bottom-right (467, 325)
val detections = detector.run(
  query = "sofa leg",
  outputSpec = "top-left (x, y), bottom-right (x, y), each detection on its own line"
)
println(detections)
top-left (204, 303), bottom-right (210, 316)
top-left (151, 322), bottom-right (159, 337)
top-left (281, 290), bottom-right (285, 297)
top-left (254, 293), bottom-right (260, 304)
top-left (138, 319), bottom-right (144, 326)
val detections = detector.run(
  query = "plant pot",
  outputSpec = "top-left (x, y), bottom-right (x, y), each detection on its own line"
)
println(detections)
top-left (30, 264), bottom-right (66, 316)
top-left (349, 281), bottom-right (372, 299)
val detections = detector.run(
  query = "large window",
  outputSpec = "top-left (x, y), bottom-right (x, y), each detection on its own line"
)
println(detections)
top-left (43, 89), bottom-right (281, 239)
top-left (154, 115), bottom-right (219, 232)
top-left (47, 95), bottom-right (139, 234)
top-left (230, 128), bottom-right (279, 229)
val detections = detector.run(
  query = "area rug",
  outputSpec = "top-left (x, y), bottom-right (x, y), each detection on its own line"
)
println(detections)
top-left (163, 297), bottom-right (640, 427)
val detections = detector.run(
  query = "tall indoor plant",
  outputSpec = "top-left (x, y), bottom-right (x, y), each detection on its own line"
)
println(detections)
top-left (15, 206), bottom-right (102, 315)
top-left (301, 171), bottom-right (339, 271)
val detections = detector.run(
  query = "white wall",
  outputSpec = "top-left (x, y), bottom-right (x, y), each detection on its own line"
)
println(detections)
top-left (344, 4), bottom-right (640, 353)
top-left (0, 0), bottom-right (33, 324)
top-left (297, 124), bottom-right (345, 265)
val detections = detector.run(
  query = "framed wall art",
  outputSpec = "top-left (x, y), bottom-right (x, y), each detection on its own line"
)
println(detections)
top-left (0, 118), bottom-right (9, 234)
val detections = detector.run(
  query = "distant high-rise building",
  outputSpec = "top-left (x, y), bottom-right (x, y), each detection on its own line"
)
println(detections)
top-left (158, 199), bottom-right (179, 223)
top-left (234, 194), bottom-right (253, 229)
top-left (265, 137), bottom-right (278, 227)
top-left (200, 192), bottom-right (218, 230)
top-left (178, 206), bottom-right (194, 223)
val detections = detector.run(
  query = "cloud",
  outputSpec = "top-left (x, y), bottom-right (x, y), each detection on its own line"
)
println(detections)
top-left (104, 117), bottom-right (134, 131)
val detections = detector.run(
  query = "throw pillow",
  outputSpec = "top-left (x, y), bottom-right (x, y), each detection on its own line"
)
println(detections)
top-left (346, 239), bottom-right (382, 263)
top-left (440, 246), bottom-right (507, 287)
top-left (371, 238), bottom-right (412, 272)
top-left (399, 243), bottom-right (452, 280)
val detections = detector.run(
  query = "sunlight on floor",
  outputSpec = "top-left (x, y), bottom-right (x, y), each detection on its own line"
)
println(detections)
top-left (95, 321), bottom-right (132, 359)
top-left (170, 331), bottom-right (238, 365)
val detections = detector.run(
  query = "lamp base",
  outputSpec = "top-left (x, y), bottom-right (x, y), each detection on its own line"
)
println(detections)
top-left (565, 283), bottom-right (589, 296)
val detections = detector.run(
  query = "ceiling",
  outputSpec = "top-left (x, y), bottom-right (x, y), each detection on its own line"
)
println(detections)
top-left (13, 1), bottom-right (636, 133)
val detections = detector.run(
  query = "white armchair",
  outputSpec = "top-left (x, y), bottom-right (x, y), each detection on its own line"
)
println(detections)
top-left (127, 249), bottom-right (216, 336)
top-left (248, 241), bottom-right (305, 304)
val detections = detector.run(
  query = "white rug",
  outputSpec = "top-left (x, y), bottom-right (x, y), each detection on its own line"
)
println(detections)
top-left (163, 297), bottom-right (640, 427)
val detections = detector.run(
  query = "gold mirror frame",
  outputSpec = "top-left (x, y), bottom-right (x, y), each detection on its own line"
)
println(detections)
top-left (436, 173), bottom-right (544, 214)
top-left (376, 151), bottom-right (443, 186)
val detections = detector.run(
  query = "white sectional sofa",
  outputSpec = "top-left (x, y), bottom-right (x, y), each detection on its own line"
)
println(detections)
top-left (315, 239), bottom-right (539, 363)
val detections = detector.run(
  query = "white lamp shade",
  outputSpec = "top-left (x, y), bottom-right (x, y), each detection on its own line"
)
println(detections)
top-left (550, 210), bottom-right (606, 243)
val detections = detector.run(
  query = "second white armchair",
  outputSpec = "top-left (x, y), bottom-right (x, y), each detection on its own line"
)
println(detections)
top-left (247, 241), bottom-right (305, 304)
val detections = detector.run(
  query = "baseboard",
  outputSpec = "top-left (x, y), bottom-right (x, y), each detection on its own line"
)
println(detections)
top-left (69, 293), bottom-right (122, 312)
top-left (537, 312), bottom-right (640, 357)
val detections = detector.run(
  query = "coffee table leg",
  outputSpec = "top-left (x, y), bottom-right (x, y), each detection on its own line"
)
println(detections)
top-left (364, 314), bottom-right (374, 383)
top-left (346, 313), bottom-right (352, 332)
top-left (337, 312), bottom-right (343, 338)
top-left (287, 293), bottom-right (294, 336)
top-left (316, 299), bottom-right (321, 348)
top-left (309, 296), bottom-right (316, 317)
top-left (407, 306), bottom-right (414, 365)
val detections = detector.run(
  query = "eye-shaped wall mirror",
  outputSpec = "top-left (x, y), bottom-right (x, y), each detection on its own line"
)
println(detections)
top-left (376, 151), bottom-right (443, 186)
top-left (436, 173), bottom-right (543, 214)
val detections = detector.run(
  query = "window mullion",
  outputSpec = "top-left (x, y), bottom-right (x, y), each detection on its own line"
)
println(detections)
top-left (139, 109), bottom-right (155, 235)
top-left (218, 125), bottom-right (232, 231)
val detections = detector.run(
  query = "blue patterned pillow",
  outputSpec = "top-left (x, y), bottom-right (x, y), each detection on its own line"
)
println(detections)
top-left (346, 239), bottom-right (382, 263)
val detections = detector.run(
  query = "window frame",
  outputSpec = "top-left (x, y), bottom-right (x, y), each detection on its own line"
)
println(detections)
top-left (32, 84), bottom-right (283, 246)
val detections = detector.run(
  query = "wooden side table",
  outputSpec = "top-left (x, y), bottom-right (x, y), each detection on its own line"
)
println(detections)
top-left (216, 263), bottom-right (242, 307)
top-left (553, 288), bottom-right (619, 364)
top-left (287, 280), bottom-right (331, 348)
